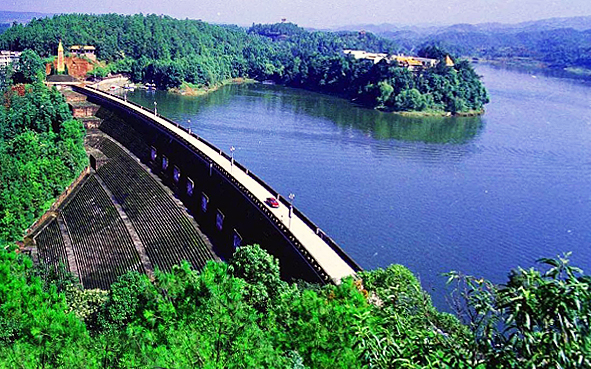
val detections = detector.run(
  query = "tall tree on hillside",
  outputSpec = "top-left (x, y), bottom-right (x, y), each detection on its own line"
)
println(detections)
top-left (13, 49), bottom-right (45, 84)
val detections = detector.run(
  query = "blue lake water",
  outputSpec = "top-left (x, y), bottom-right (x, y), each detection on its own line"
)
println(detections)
top-left (127, 65), bottom-right (591, 308)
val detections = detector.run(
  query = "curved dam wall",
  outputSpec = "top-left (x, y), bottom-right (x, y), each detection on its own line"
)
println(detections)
top-left (74, 86), bottom-right (361, 284)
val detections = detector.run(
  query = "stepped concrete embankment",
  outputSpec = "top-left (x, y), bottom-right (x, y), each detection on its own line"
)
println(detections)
top-left (74, 85), bottom-right (361, 284)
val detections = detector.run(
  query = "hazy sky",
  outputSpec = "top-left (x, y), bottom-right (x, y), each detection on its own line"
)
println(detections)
top-left (3, 0), bottom-right (591, 28)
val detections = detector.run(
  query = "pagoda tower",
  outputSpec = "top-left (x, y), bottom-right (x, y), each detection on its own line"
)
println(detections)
top-left (445, 55), bottom-right (455, 67)
top-left (57, 40), bottom-right (65, 73)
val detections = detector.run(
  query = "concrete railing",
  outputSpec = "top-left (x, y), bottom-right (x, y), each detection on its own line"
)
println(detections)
top-left (75, 86), bottom-right (362, 280)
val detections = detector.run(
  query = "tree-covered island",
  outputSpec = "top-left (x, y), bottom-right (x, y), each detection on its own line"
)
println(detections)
top-left (0, 14), bottom-right (489, 115)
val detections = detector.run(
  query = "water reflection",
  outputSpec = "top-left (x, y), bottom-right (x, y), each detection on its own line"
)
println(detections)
top-left (125, 66), bottom-right (591, 312)
top-left (482, 63), bottom-right (591, 86)
top-left (355, 114), bottom-right (482, 144)
top-left (129, 84), bottom-right (484, 145)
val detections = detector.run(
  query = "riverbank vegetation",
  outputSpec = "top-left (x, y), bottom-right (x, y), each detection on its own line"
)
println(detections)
top-left (0, 50), bottom-right (87, 245)
top-left (427, 27), bottom-right (591, 74)
top-left (0, 243), bottom-right (588, 368)
top-left (0, 14), bottom-right (488, 114)
top-left (171, 77), bottom-right (257, 96)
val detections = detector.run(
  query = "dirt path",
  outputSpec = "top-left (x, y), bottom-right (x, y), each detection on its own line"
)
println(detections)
top-left (90, 76), bottom-right (130, 91)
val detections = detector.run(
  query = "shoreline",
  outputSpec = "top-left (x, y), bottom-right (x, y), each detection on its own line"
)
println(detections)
top-left (169, 78), bottom-right (257, 96)
top-left (166, 78), bottom-right (485, 117)
top-left (388, 109), bottom-right (484, 118)
top-left (181, 80), bottom-right (485, 117)
top-left (478, 58), bottom-right (591, 81)
top-left (89, 75), bottom-right (130, 91)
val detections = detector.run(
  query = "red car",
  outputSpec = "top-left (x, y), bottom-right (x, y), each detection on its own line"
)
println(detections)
top-left (265, 197), bottom-right (280, 208)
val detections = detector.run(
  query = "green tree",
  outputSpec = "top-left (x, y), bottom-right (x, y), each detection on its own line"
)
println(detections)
top-left (228, 244), bottom-right (284, 310)
top-left (357, 265), bottom-right (470, 368)
top-left (88, 65), bottom-right (108, 79)
top-left (13, 49), bottom-right (44, 84)
top-left (0, 250), bottom-right (90, 367)
top-left (0, 14), bottom-right (489, 114)
top-left (394, 88), bottom-right (427, 111)
top-left (0, 82), bottom-right (87, 244)
top-left (0, 65), bottom-right (12, 89)
top-left (376, 80), bottom-right (394, 107)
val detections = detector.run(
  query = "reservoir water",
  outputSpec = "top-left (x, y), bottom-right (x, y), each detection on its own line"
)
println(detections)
top-left (126, 65), bottom-right (591, 308)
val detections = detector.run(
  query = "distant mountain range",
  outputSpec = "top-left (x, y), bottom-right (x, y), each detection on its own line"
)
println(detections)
top-left (2, 10), bottom-right (590, 34)
top-left (2, 10), bottom-right (591, 33)
top-left (333, 15), bottom-right (591, 35)
top-left (0, 10), bottom-right (52, 24)
top-left (330, 16), bottom-right (591, 71)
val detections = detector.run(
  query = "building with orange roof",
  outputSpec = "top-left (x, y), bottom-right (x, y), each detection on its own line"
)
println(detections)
top-left (70, 45), bottom-right (97, 61)
top-left (46, 42), bottom-right (97, 79)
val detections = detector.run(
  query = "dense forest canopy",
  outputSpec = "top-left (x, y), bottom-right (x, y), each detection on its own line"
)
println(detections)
top-left (0, 50), bottom-right (87, 245)
top-left (0, 14), bottom-right (489, 114)
top-left (423, 28), bottom-right (591, 69)
top-left (0, 243), bottom-right (589, 368)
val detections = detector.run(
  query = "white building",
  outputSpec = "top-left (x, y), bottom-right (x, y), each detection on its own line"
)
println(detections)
top-left (69, 45), bottom-right (97, 61)
top-left (343, 49), bottom-right (389, 64)
top-left (343, 49), bottom-right (440, 70)
top-left (0, 51), bottom-right (22, 68)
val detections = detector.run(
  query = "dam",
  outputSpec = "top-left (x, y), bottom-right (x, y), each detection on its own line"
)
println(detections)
top-left (28, 85), bottom-right (361, 289)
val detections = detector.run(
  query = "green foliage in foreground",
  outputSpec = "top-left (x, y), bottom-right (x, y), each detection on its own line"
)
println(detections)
top-left (447, 253), bottom-right (591, 368)
top-left (0, 59), bottom-right (88, 245)
top-left (0, 245), bottom-right (589, 368)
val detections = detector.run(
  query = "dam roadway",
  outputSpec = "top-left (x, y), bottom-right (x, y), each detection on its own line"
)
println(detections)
top-left (74, 85), bottom-right (359, 283)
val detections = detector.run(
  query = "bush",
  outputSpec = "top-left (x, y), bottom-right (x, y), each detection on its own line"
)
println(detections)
top-left (228, 244), bottom-right (283, 310)
top-left (447, 253), bottom-right (591, 368)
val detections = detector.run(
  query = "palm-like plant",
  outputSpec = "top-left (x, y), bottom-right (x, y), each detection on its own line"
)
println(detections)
top-left (448, 253), bottom-right (591, 368)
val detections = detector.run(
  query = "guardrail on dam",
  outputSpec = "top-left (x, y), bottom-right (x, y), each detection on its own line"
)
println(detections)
top-left (74, 85), bottom-right (362, 284)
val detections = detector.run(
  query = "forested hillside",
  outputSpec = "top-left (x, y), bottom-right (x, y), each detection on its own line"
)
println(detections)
top-left (0, 14), bottom-right (489, 114)
top-left (426, 27), bottom-right (591, 69)
top-left (0, 50), bottom-right (87, 245)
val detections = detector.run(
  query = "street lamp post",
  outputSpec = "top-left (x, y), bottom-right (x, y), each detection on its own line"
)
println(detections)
top-left (288, 193), bottom-right (295, 228)
top-left (230, 146), bottom-right (235, 172)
